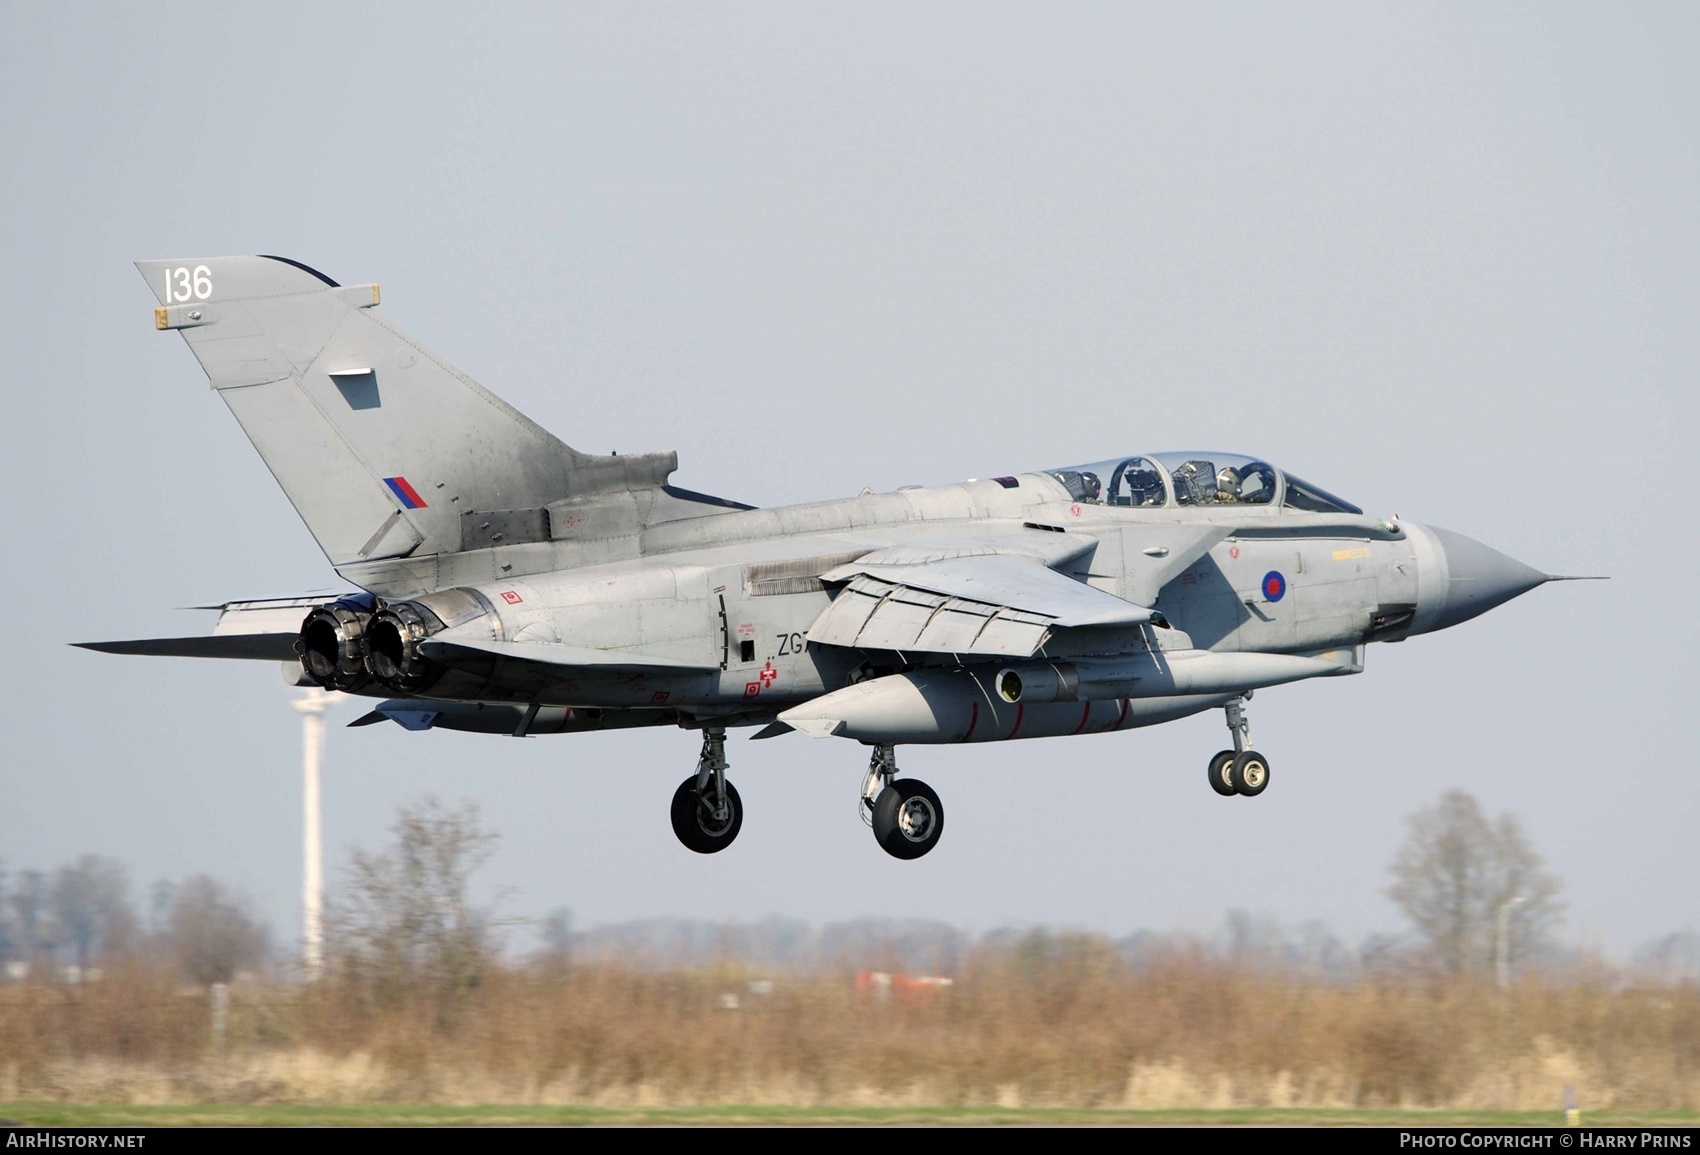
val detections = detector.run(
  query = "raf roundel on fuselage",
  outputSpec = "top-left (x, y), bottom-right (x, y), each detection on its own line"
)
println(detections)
top-left (1039, 452), bottom-right (1362, 514)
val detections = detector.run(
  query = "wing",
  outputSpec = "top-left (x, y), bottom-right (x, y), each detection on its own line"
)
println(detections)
top-left (808, 553), bottom-right (1155, 658)
top-left (73, 595), bottom-right (334, 662)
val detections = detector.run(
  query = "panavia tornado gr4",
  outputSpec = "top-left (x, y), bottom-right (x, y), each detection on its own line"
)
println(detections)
top-left (82, 255), bottom-right (1597, 860)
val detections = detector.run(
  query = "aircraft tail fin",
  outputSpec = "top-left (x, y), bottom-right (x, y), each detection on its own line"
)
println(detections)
top-left (137, 255), bottom-right (676, 568)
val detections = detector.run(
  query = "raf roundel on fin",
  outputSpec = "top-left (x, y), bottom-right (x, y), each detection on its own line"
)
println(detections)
top-left (384, 476), bottom-right (428, 509)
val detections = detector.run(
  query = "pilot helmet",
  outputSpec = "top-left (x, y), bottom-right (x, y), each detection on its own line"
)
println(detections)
top-left (1216, 466), bottom-right (1242, 501)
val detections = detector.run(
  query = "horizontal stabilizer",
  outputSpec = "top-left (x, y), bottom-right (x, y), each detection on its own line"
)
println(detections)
top-left (418, 635), bottom-right (719, 674)
top-left (74, 634), bottom-right (300, 661)
top-left (74, 593), bottom-right (338, 663)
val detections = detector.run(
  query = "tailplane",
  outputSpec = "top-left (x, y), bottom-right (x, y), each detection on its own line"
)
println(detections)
top-left (138, 255), bottom-right (677, 567)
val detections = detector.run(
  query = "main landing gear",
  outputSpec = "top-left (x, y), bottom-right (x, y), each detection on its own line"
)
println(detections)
top-left (671, 726), bottom-right (743, 853)
top-left (862, 744), bottom-right (944, 860)
top-left (1207, 695), bottom-right (1271, 798)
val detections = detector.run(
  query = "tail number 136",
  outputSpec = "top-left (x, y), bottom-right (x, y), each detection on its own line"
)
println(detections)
top-left (164, 265), bottom-right (212, 302)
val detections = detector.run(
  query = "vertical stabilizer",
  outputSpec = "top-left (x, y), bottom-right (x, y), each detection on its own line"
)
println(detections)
top-left (138, 255), bottom-right (676, 567)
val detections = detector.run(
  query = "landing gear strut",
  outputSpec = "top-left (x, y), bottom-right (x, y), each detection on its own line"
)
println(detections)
top-left (862, 744), bottom-right (944, 860)
top-left (1207, 695), bottom-right (1271, 798)
top-left (671, 726), bottom-right (743, 853)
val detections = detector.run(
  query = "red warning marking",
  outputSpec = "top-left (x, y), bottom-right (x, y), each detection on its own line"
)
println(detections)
top-left (1072, 701), bottom-right (1092, 735)
top-left (743, 682), bottom-right (761, 698)
top-left (1116, 698), bottom-right (1130, 729)
top-left (500, 590), bottom-right (523, 605)
top-left (1229, 546), bottom-right (1240, 559)
top-left (759, 661), bottom-right (777, 685)
top-left (650, 691), bottom-right (670, 704)
top-left (736, 622), bottom-right (756, 637)
top-left (962, 700), bottom-right (979, 742)
top-left (1006, 703), bottom-right (1025, 740)
top-left (1070, 505), bottom-right (1082, 517)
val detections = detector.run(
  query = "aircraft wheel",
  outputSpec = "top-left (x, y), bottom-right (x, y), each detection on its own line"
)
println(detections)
top-left (871, 778), bottom-right (944, 860)
top-left (670, 775), bottom-right (743, 853)
top-left (1207, 750), bottom-right (1238, 797)
top-left (1229, 751), bottom-right (1271, 797)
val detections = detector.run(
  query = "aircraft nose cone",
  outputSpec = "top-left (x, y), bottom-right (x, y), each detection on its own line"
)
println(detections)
top-left (1427, 526), bottom-right (1550, 632)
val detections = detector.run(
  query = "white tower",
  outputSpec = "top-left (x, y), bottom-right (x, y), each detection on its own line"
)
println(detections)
top-left (291, 689), bottom-right (333, 980)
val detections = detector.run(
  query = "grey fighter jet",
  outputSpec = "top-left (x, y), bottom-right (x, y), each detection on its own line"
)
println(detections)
top-left (82, 255), bottom-right (1596, 860)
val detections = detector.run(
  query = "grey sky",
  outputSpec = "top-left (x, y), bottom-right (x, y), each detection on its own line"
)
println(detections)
top-left (2, 3), bottom-right (1694, 952)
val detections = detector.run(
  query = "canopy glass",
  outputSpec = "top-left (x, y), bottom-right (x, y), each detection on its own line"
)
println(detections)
top-left (1037, 452), bottom-right (1361, 515)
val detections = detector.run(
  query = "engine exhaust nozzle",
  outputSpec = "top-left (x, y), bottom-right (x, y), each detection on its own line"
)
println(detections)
top-left (365, 601), bottom-right (447, 693)
top-left (298, 598), bottom-right (376, 691)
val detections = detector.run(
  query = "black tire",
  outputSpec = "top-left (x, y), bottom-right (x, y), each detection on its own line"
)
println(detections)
top-left (670, 775), bottom-right (743, 853)
top-left (1229, 751), bottom-right (1270, 797)
top-left (871, 778), bottom-right (944, 860)
top-left (1207, 750), bottom-right (1238, 797)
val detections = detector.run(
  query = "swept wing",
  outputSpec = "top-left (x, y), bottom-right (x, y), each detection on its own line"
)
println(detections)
top-left (809, 552), bottom-right (1151, 659)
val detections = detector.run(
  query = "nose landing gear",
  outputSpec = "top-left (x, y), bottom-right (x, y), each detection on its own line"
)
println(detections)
top-left (862, 744), bottom-right (944, 860)
top-left (1207, 695), bottom-right (1271, 798)
top-left (671, 726), bottom-right (743, 853)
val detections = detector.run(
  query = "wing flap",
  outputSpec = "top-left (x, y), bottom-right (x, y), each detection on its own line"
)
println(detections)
top-left (810, 553), bottom-right (1152, 658)
top-left (823, 554), bottom-right (1151, 627)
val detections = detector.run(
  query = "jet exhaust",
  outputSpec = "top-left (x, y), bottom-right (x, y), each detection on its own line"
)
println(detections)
top-left (297, 596), bottom-right (376, 691)
top-left (365, 601), bottom-right (447, 693)
top-left (360, 587), bottom-right (500, 694)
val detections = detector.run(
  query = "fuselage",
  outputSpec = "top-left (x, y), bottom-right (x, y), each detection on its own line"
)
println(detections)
top-left (360, 466), bottom-right (1442, 726)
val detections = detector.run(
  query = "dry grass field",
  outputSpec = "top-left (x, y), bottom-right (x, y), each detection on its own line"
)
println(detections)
top-left (1, 936), bottom-right (1696, 1114)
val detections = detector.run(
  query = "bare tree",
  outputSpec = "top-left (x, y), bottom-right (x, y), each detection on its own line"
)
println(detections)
top-left (9, 869), bottom-right (54, 965)
top-left (169, 875), bottom-right (268, 987)
top-left (539, 907), bottom-right (573, 954)
top-left (327, 797), bottom-right (504, 1010)
top-left (1386, 790), bottom-right (1562, 980)
top-left (49, 855), bottom-right (136, 971)
top-left (148, 879), bottom-right (178, 940)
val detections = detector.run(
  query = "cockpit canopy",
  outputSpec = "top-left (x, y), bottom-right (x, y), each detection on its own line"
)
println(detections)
top-left (1039, 452), bottom-right (1361, 514)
